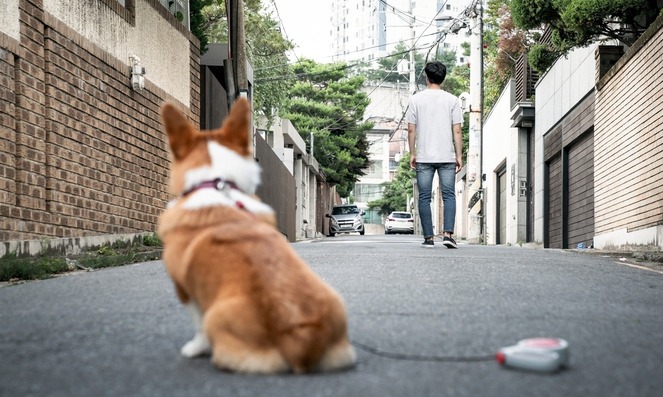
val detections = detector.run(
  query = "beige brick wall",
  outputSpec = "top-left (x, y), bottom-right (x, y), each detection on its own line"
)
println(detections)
top-left (594, 15), bottom-right (663, 236)
top-left (0, 0), bottom-right (200, 242)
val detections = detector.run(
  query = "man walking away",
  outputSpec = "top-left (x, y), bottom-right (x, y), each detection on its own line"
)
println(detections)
top-left (406, 61), bottom-right (463, 248)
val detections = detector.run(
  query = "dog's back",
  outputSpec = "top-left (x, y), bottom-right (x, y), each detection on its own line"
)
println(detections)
top-left (158, 98), bottom-right (356, 373)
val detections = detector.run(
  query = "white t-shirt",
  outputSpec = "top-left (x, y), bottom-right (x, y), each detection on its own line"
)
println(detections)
top-left (406, 89), bottom-right (463, 163)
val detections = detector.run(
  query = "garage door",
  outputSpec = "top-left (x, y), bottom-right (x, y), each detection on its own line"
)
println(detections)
top-left (546, 155), bottom-right (562, 248)
top-left (566, 131), bottom-right (594, 248)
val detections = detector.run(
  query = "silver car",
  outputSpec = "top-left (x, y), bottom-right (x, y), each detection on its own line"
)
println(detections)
top-left (326, 204), bottom-right (365, 237)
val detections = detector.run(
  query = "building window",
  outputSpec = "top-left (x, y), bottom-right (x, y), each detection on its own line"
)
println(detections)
top-left (364, 160), bottom-right (383, 179)
top-left (353, 184), bottom-right (384, 203)
top-left (158, 0), bottom-right (189, 29)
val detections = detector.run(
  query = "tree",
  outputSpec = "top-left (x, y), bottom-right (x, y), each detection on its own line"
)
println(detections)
top-left (361, 42), bottom-right (460, 89)
top-left (482, 0), bottom-right (528, 114)
top-left (367, 153), bottom-right (415, 215)
top-left (281, 59), bottom-right (373, 198)
top-left (200, 0), bottom-right (294, 121)
top-left (510, 0), bottom-right (662, 72)
top-left (189, 0), bottom-right (212, 53)
top-left (360, 42), bottom-right (428, 85)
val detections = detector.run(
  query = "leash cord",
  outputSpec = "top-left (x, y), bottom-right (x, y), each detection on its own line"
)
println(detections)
top-left (351, 340), bottom-right (494, 363)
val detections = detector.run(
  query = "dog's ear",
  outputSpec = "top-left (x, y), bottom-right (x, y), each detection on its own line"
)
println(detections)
top-left (161, 103), bottom-right (196, 160)
top-left (218, 97), bottom-right (250, 156)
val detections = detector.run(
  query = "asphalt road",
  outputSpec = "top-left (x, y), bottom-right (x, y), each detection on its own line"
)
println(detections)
top-left (1, 234), bottom-right (662, 397)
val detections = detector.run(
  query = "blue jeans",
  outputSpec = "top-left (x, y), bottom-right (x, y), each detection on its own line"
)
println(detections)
top-left (416, 163), bottom-right (456, 238)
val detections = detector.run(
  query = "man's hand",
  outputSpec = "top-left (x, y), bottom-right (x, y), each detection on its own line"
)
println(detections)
top-left (456, 155), bottom-right (463, 173)
top-left (410, 154), bottom-right (417, 169)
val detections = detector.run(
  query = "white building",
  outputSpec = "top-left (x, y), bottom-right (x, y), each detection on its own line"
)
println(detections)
top-left (256, 116), bottom-right (324, 240)
top-left (329, 0), bottom-right (473, 65)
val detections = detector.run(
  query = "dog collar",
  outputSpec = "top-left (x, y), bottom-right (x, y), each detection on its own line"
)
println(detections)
top-left (182, 177), bottom-right (243, 197)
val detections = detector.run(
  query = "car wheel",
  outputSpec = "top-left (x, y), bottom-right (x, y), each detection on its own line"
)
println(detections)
top-left (384, 230), bottom-right (389, 234)
top-left (329, 232), bottom-right (335, 237)
top-left (359, 230), bottom-right (365, 236)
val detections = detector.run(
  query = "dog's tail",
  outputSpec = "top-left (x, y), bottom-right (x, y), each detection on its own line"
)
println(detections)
top-left (278, 316), bottom-right (356, 373)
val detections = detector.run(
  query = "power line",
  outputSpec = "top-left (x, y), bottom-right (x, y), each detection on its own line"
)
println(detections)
top-left (259, 0), bottom-right (469, 141)
top-left (267, 0), bottom-right (300, 63)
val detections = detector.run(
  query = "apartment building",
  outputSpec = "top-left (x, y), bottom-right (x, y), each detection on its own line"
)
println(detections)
top-left (329, 0), bottom-right (472, 65)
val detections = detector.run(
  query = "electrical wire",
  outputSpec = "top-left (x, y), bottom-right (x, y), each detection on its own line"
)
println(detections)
top-left (261, 0), bottom-right (472, 138)
top-left (268, 0), bottom-right (300, 63)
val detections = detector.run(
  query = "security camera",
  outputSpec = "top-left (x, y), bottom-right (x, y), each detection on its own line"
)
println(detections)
top-left (129, 55), bottom-right (146, 91)
top-left (131, 74), bottom-right (144, 91)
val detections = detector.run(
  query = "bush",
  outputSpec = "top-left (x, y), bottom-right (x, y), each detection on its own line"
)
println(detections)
top-left (0, 254), bottom-right (68, 281)
top-left (0, 233), bottom-right (164, 282)
top-left (528, 44), bottom-right (559, 73)
top-left (142, 233), bottom-right (162, 247)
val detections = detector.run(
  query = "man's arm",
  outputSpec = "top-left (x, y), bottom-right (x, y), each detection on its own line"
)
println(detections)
top-left (453, 123), bottom-right (463, 173)
top-left (407, 123), bottom-right (416, 169)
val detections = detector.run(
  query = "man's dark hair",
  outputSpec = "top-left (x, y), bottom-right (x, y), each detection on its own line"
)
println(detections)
top-left (424, 61), bottom-right (447, 85)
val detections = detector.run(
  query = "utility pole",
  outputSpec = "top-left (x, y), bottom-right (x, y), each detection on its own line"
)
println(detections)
top-left (466, 0), bottom-right (483, 244)
top-left (408, 0), bottom-right (416, 94)
top-left (236, 0), bottom-right (248, 96)
top-left (228, 0), bottom-right (248, 104)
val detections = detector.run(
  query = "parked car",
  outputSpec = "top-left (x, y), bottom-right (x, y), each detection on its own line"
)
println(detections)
top-left (326, 204), bottom-right (365, 237)
top-left (384, 211), bottom-right (415, 234)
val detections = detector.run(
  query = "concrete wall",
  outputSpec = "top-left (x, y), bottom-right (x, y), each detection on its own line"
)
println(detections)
top-left (0, 0), bottom-right (20, 41)
top-left (482, 81), bottom-right (511, 244)
top-left (255, 115), bottom-right (326, 240)
top-left (45, 0), bottom-right (191, 105)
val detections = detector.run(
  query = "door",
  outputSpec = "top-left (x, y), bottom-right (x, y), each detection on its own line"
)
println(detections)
top-left (496, 167), bottom-right (507, 244)
top-left (546, 155), bottom-right (562, 248)
top-left (565, 130), bottom-right (595, 248)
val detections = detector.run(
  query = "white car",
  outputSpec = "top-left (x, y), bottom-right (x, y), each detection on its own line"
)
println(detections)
top-left (384, 211), bottom-right (415, 234)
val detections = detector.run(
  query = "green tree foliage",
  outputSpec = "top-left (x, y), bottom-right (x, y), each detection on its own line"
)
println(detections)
top-left (244, 8), bottom-right (293, 121)
top-left (441, 64), bottom-right (470, 97)
top-left (199, 0), bottom-right (294, 121)
top-left (359, 42), bottom-right (426, 85)
top-left (360, 42), bottom-right (461, 90)
top-left (189, 0), bottom-right (210, 53)
top-left (367, 153), bottom-right (415, 215)
top-left (281, 59), bottom-right (373, 198)
top-left (511, 0), bottom-right (662, 72)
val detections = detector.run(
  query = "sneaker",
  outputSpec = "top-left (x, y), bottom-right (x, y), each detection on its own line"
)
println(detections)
top-left (421, 238), bottom-right (434, 248)
top-left (442, 236), bottom-right (457, 249)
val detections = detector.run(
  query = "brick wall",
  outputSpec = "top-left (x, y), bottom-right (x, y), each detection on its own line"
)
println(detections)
top-left (0, 0), bottom-right (200, 243)
top-left (594, 14), bottom-right (663, 236)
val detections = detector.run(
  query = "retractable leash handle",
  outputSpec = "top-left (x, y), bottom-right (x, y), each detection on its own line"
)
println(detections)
top-left (496, 338), bottom-right (570, 373)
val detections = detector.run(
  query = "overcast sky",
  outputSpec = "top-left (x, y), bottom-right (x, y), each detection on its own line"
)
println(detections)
top-left (270, 0), bottom-right (333, 63)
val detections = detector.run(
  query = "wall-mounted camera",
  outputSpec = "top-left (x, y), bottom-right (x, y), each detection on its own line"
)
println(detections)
top-left (129, 55), bottom-right (147, 91)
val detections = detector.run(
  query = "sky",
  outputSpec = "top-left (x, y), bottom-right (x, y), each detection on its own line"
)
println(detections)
top-left (270, 0), bottom-right (333, 63)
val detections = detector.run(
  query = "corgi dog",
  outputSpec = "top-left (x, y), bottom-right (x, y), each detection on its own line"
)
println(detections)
top-left (157, 98), bottom-right (356, 374)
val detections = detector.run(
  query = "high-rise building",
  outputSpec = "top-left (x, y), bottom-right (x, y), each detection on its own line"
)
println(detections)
top-left (329, 0), bottom-right (473, 66)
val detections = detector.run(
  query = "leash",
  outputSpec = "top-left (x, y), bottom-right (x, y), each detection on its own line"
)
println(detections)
top-left (351, 339), bottom-right (494, 363)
